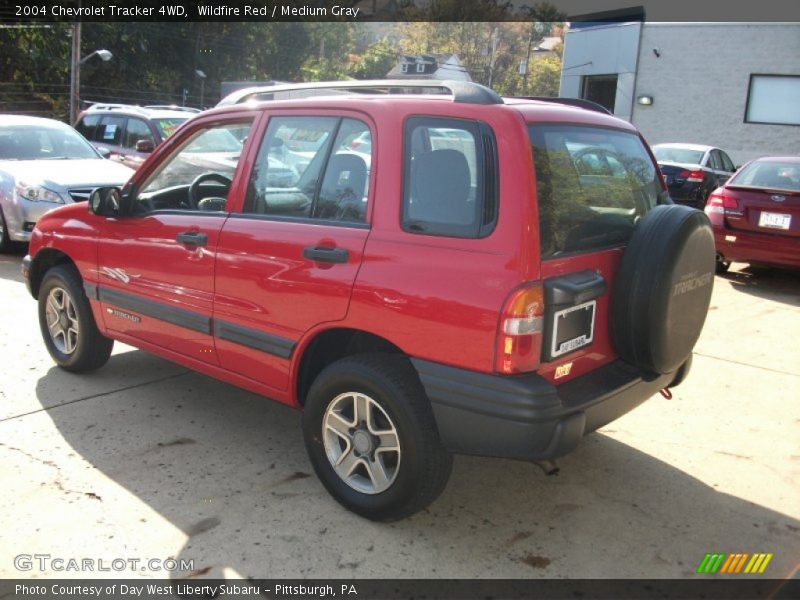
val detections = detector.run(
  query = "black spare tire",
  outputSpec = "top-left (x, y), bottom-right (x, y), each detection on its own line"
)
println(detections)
top-left (612, 204), bottom-right (715, 375)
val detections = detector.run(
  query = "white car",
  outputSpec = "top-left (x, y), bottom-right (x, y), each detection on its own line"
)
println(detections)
top-left (0, 115), bottom-right (134, 251)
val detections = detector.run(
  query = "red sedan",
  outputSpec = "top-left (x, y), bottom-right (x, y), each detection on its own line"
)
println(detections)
top-left (705, 156), bottom-right (800, 272)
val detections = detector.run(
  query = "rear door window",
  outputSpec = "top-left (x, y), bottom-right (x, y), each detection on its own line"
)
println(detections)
top-left (529, 124), bottom-right (660, 258)
top-left (97, 116), bottom-right (125, 145)
top-left (402, 117), bottom-right (497, 238)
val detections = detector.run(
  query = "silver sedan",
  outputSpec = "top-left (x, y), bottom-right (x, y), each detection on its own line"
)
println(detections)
top-left (0, 115), bottom-right (134, 251)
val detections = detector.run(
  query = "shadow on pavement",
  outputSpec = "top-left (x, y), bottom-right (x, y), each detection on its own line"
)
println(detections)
top-left (0, 247), bottom-right (26, 284)
top-left (719, 265), bottom-right (800, 307)
top-left (34, 351), bottom-right (800, 579)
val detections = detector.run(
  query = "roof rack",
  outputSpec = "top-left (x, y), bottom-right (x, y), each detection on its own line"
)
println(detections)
top-left (84, 103), bottom-right (201, 115)
top-left (511, 96), bottom-right (613, 115)
top-left (216, 79), bottom-right (504, 107)
top-left (85, 102), bottom-right (149, 114)
top-left (144, 105), bottom-right (202, 113)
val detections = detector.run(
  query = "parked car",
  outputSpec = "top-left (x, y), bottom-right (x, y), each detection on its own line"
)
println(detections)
top-left (74, 104), bottom-right (198, 170)
top-left (705, 156), bottom-right (800, 272)
top-left (0, 115), bottom-right (134, 252)
top-left (22, 81), bottom-right (715, 520)
top-left (652, 143), bottom-right (737, 209)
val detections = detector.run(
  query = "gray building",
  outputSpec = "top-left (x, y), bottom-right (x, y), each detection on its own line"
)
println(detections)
top-left (560, 23), bottom-right (800, 164)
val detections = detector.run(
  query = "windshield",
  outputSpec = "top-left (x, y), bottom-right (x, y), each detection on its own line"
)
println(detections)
top-left (529, 124), bottom-right (660, 258)
top-left (729, 160), bottom-right (800, 191)
top-left (154, 118), bottom-right (187, 140)
top-left (0, 125), bottom-right (99, 160)
top-left (652, 146), bottom-right (705, 165)
top-left (183, 127), bottom-right (242, 153)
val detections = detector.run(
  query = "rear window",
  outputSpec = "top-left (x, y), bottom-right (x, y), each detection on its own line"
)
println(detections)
top-left (652, 146), bottom-right (704, 165)
top-left (529, 124), bottom-right (660, 258)
top-left (729, 160), bottom-right (800, 192)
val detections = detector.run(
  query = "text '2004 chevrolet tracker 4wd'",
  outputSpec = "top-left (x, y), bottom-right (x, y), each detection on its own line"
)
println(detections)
top-left (23, 81), bottom-right (715, 520)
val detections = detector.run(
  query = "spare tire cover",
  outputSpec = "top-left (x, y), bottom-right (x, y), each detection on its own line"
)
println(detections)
top-left (612, 204), bottom-right (715, 375)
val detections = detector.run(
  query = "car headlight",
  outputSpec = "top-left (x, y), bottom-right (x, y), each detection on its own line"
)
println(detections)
top-left (15, 182), bottom-right (65, 204)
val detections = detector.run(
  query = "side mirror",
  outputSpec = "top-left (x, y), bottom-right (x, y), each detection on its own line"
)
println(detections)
top-left (97, 147), bottom-right (111, 159)
top-left (88, 187), bottom-right (122, 217)
top-left (135, 139), bottom-right (155, 153)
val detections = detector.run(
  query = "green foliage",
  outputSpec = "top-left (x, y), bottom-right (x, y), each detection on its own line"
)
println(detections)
top-left (350, 39), bottom-right (396, 80)
top-left (0, 13), bottom-right (565, 121)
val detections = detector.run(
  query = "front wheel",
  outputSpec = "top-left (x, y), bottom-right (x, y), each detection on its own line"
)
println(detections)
top-left (302, 354), bottom-right (452, 521)
top-left (38, 265), bottom-right (114, 372)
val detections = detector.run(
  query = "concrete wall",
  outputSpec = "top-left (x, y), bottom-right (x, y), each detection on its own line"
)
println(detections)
top-left (561, 23), bottom-right (800, 165)
top-left (631, 24), bottom-right (800, 165)
top-left (560, 22), bottom-right (642, 122)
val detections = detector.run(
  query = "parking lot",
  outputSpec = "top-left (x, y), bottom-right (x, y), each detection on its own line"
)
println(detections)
top-left (1, 247), bottom-right (798, 580)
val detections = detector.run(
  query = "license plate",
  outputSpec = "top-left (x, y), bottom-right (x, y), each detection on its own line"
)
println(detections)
top-left (551, 300), bottom-right (596, 358)
top-left (758, 211), bottom-right (791, 230)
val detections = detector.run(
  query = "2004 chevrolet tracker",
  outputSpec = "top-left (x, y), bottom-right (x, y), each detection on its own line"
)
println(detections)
top-left (23, 80), bottom-right (715, 520)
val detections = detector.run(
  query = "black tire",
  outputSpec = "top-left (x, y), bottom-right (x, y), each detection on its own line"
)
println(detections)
top-left (612, 204), bottom-right (716, 375)
top-left (302, 354), bottom-right (452, 521)
top-left (0, 208), bottom-right (11, 253)
top-left (38, 264), bottom-right (114, 372)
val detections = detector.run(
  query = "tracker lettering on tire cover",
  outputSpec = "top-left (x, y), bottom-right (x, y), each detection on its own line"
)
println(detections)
top-left (611, 204), bottom-right (716, 375)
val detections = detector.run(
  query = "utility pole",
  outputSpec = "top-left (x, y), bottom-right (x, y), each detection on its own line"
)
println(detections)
top-left (69, 22), bottom-right (81, 124)
top-left (487, 28), bottom-right (500, 88)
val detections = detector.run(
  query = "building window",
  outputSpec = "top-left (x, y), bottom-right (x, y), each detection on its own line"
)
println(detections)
top-left (416, 63), bottom-right (426, 73)
top-left (400, 63), bottom-right (409, 74)
top-left (745, 75), bottom-right (800, 126)
top-left (581, 74), bottom-right (618, 113)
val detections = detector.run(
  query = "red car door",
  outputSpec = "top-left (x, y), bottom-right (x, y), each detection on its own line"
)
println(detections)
top-left (96, 115), bottom-right (256, 363)
top-left (213, 111), bottom-right (374, 394)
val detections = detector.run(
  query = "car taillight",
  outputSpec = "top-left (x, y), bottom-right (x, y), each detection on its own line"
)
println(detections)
top-left (679, 169), bottom-right (705, 182)
top-left (495, 283), bottom-right (544, 374)
top-left (707, 192), bottom-right (738, 209)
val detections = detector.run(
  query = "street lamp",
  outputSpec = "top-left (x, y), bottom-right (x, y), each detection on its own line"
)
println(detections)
top-left (195, 69), bottom-right (207, 110)
top-left (80, 49), bottom-right (113, 65)
top-left (69, 22), bottom-right (113, 123)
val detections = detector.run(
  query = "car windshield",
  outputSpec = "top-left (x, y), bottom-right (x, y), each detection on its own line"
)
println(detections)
top-left (154, 118), bottom-right (187, 140)
top-left (183, 127), bottom-right (242, 153)
top-left (0, 125), bottom-right (99, 160)
top-left (652, 146), bottom-right (705, 165)
top-left (728, 160), bottom-right (800, 191)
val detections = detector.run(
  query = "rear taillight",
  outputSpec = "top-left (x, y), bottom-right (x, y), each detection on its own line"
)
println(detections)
top-left (708, 192), bottom-right (738, 208)
top-left (495, 283), bottom-right (544, 374)
top-left (679, 169), bottom-right (705, 182)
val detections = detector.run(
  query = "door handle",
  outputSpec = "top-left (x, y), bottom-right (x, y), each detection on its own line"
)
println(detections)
top-left (176, 231), bottom-right (208, 247)
top-left (303, 246), bottom-right (349, 264)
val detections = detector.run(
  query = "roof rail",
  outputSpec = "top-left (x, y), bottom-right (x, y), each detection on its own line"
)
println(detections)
top-left (216, 79), bottom-right (504, 107)
top-left (144, 105), bottom-right (202, 113)
top-left (84, 102), bottom-right (149, 114)
top-left (511, 96), bottom-right (613, 115)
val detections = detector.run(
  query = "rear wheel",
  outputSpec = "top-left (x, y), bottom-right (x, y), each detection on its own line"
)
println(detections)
top-left (38, 265), bottom-right (113, 372)
top-left (302, 354), bottom-right (452, 521)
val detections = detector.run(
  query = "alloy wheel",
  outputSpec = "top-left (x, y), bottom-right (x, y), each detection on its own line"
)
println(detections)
top-left (45, 287), bottom-right (80, 355)
top-left (322, 392), bottom-right (401, 495)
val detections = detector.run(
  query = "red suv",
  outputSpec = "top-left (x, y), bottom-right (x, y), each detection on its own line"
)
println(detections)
top-left (22, 81), bottom-right (715, 520)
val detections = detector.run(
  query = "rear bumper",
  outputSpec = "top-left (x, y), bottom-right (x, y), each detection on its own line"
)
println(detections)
top-left (413, 358), bottom-right (686, 461)
top-left (714, 227), bottom-right (800, 268)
